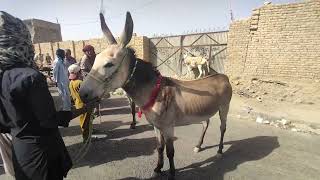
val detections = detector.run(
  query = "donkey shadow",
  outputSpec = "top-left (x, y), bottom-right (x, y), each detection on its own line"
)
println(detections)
top-left (119, 136), bottom-right (280, 180)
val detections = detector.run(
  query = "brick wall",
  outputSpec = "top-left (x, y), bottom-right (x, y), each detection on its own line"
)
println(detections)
top-left (24, 19), bottom-right (62, 44)
top-left (225, 0), bottom-right (320, 80)
top-left (33, 35), bottom-right (149, 62)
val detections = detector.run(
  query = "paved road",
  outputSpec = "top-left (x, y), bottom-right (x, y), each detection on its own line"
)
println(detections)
top-left (1, 97), bottom-right (320, 180)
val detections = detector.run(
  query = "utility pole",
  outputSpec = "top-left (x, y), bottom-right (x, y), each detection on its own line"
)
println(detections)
top-left (228, 0), bottom-right (234, 22)
top-left (100, 0), bottom-right (105, 14)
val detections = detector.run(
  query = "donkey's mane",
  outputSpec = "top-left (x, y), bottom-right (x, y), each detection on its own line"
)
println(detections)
top-left (126, 47), bottom-right (158, 84)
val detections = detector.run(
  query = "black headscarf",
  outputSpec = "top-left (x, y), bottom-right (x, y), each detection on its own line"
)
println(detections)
top-left (0, 11), bottom-right (36, 73)
top-left (56, 48), bottom-right (65, 60)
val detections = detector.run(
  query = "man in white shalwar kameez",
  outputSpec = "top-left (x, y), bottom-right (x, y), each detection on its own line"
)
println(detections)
top-left (53, 49), bottom-right (71, 111)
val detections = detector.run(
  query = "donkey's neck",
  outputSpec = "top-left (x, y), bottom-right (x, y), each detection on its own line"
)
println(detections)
top-left (123, 59), bottom-right (158, 107)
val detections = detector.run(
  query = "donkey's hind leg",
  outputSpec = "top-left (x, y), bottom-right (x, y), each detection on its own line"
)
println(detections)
top-left (217, 104), bottom-right (230, 154)
top-left (194, 119), bottom-right (210, 153)
top-left (163, 126), bottom-right (175, 180)
top-left (152, 127), bottom-right (165, 177)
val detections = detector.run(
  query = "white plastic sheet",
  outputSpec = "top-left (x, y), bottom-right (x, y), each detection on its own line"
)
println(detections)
top-left (0, 133), bottom-right (14, 176)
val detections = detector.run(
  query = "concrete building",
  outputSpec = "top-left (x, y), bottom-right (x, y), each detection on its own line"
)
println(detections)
top-left (23, 19), bottom-right (62, 43)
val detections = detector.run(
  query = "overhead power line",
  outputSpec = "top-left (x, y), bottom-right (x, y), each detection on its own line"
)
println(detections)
top-left (60, 0), bottom-right (156, 27)
top-left (61, 20), bottom-right (99, 26)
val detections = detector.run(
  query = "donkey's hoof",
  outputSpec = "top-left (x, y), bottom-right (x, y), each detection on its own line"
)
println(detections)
top-left (193, 147), bottom-right (201, 153)
top-left (216, 152), bottom-right (223, 158)
top-left (129, 124), bottom-right (136, 129)
top-left (152, 171), bottom-right (161, 178)
top-left (167, 174), bottom-right (175, 180)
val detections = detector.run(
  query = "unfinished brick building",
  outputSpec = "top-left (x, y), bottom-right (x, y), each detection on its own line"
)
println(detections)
top-left (23, 19), bottom-right (62, 44)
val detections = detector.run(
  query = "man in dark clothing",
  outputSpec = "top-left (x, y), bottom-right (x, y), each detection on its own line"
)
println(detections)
top-left (0, 11), bottom-right (98, 180)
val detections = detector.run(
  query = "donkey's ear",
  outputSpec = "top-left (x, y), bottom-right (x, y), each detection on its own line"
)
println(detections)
top-left (119, 12), bottom-right (134, 47)
top-left (100, 13), bottom-right (117, 45)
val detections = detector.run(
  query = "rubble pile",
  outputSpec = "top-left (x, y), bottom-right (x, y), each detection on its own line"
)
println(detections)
top-left (231, 77), bottom-right (320, 105)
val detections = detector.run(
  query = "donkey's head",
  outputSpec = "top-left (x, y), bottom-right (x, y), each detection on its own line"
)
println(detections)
top-left (79, 12), bottom-right (134, 102)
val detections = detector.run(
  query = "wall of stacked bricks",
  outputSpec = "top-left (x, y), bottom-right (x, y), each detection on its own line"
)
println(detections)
top-left (225, 0), bottom-right (320, 80)
top-left (33, 35), bottom-right (149, 62)
top-left (24, 19), bottom-right (62, 44)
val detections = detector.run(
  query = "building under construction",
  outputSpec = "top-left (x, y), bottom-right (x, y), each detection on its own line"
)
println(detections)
top-left (23, 19), bottom-right (62, 44)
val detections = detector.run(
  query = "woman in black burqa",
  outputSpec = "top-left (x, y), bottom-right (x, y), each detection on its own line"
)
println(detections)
top-left (0, 11), bottom-right (98, 180)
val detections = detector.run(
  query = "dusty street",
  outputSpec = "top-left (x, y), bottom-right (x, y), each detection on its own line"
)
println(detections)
top-left (1, 96), bottom-right (320, 180)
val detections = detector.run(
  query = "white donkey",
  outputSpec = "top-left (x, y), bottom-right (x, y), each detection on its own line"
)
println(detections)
top-left (183, 52), bottom-right (210, 79)
top-left (80, 12), bottom-right (232, 180)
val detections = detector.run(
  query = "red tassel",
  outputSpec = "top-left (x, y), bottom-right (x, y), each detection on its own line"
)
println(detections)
top-left (137, 73), bottom-right (163, 119)
top-left (138, 110), bottom-right (142, 118)
top-left (141, 75), bottom-right (163, 111)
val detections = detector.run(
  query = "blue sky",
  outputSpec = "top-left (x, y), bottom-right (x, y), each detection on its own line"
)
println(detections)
top-left (1, 0), bottom-right (301, 40)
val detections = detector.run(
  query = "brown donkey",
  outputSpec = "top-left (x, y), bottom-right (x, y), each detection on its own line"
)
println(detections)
top-left (79, 12), bottom-right (232, 180)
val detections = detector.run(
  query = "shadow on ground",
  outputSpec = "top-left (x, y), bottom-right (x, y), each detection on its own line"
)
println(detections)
top-left (59, 120), bottom-right (131, 138)
top-left (60, 114), bottom-right (152, 138)
top-left (100, 97), bottom-right (130, 109)
top-left (118, 136), bottom-right (280, 180)
top-left (59, 96), bottom-right (156, 170)
top-left (0, 163), bottom-right (4, 176)
top-left (68, 124), bottom-right (156, 169)
top-left (99, 107), bottom-right (132, 116)
top-left (59, 96), bottom-right (138, 138)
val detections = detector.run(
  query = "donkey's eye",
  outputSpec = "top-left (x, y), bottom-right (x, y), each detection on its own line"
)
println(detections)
top-left (104, 62), bottom-right (114, 68)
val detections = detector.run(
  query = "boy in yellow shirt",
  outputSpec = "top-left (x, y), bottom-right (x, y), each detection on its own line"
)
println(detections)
top-left (68, 64), bottom-right (91, 142)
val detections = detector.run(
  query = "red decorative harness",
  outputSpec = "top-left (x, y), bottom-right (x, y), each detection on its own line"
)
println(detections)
top-left (138, 72), bottom-right (163, 118)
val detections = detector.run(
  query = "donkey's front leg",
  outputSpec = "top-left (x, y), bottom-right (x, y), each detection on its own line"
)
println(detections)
top-left (129, 100), bottom-right (136, 129)
top-left (152, 127), bottom-right (165, 177)
top-left (166, 138), bottom-right (175, 180)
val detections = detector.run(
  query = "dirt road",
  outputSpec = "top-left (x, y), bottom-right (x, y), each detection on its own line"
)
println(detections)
top-left (1, 97), bottom-right (319, 180)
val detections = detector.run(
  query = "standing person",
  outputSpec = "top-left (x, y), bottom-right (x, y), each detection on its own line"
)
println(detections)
top-left (0, 11), bottom-right (99, 180)
top-left (80, 45), bottom-right (96, 77)
top-left (68, 64), bottom-right (91, 142)
top-left (44, 53), bottom-right (53, 66)
top-left (34, 53), bottom-right (44, 69)
top-left (53, 49), bottom-right (71, 111)
top-left (64, 49), bottom-right (76, 70)
top-left (43, 53), bottom-right (53, 83)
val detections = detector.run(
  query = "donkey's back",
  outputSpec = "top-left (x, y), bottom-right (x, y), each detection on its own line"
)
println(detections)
top-left (171, 74), bottom-right (232, 118)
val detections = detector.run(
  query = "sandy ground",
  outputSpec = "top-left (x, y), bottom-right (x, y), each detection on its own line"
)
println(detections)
top-left (229, 76), bottom-right (320, 134)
